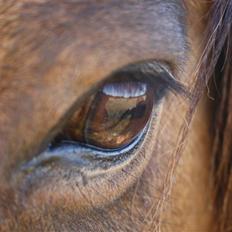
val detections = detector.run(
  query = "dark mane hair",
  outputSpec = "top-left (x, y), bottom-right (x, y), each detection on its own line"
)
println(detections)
top-left (197, 1), bottom-right (232, 231)
top-left (152, 2), bottom-right (232, 231)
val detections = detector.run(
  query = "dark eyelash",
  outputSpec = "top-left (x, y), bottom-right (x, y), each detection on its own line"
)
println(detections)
top-left (120, 61), bottom-right (190, 99)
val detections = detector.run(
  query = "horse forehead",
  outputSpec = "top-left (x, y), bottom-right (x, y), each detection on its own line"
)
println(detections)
top-left (0, 0), bottom-right (209, 88)
top-left (6, 1), bottom-right (186, 61)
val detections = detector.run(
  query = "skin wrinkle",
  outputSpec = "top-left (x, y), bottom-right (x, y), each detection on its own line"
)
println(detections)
top-left (0, 1), bottom-right (216, 231)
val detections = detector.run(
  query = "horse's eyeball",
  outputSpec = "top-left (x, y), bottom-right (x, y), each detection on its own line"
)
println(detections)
top-left (53, 75), bottom-right (154, 150)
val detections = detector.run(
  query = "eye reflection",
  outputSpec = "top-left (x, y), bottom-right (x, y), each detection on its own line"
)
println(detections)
top-left (54, 74), bottom-right (154, 150)
top-left (85, 80), bottom-right (153, 149)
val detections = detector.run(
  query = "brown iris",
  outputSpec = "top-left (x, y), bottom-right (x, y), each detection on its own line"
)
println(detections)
top-left (57, 74), bottom-right (154, 150)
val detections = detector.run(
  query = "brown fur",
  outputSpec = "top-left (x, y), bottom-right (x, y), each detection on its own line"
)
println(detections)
top-left (0, 0), bottom-right (231, 231)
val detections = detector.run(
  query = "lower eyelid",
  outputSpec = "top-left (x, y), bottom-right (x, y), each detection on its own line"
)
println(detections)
top-left (13, 97), bottom-right (164, 214)
top-left (20, 124), bottom-right (148, 174)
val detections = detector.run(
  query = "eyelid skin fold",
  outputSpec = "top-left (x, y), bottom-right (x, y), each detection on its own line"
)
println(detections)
top-left (52, 61), bottom-right (189, 135)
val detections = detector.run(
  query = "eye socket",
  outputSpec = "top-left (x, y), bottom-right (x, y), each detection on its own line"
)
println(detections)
top-left (53, 73), bottom-right (155, 150)
top-left (19, 62), bottom-right (187, 212)
top-left (18, 62), bottom-right (187, 214)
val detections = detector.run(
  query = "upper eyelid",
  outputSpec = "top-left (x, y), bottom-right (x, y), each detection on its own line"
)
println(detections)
top-left (66, 61), bottom-right (190, 126)
top-left (46, 60), bottom-right (189, 145)
top-left (119, 61), bottom-right (191, 99)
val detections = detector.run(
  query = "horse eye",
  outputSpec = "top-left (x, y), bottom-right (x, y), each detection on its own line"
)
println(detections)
top-left (52, 74), bottom-right (154, 150)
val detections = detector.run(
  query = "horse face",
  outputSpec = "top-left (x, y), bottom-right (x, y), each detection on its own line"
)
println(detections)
top-left (0, 1), bottom-right (214, 231)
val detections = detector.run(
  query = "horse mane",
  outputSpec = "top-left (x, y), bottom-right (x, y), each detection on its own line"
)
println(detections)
top-left (167, 1), bottom-right (232, 231)
top-left (197, 1), bottom-right (232, 231)
top-left (145, 2), bottom-right (232, 231)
